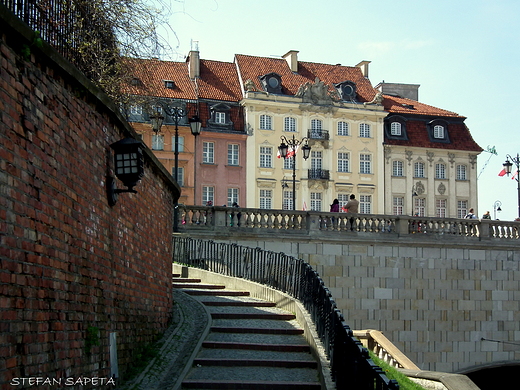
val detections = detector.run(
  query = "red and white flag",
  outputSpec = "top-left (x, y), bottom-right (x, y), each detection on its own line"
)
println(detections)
top-left (498, 168), bottom-right (507, 177)
top-left (512, 171), bottom-right (518, 180)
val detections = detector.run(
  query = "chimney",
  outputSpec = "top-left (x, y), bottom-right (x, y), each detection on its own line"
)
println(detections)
top-left (283, 50), bottom-right (299, 72)
top-left (187, 40), bottom-right (200, 79)
top-left (375, 82), bottom-right (420, 101)
top-left (356, 60), bottom-right (371, 78)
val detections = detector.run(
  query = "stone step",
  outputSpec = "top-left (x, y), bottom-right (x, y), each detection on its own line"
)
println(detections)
top-left (184, 290), bottom-right (250, 297)
top-left (201, 300), bottom-right (276, 307)
top-left (210, 326), bottom-right (304, 335)
top-left (182, 379), bottom-right (321, 389)
top-left (197, 348), bottom-right (315, 362)
top-left (210, 312), bottom-right (296, 320)
top-left (173, 283), bottom-right (225, 289)
top-left (173, 278), bottom-right (202, 283)
top-left (193, 357), bottom-right (318, 369)
top-left (201, 341), bottom-right (310, 352)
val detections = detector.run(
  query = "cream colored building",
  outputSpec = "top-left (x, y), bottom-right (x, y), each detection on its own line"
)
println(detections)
top-left (236, 52), bottom-right (388, 212)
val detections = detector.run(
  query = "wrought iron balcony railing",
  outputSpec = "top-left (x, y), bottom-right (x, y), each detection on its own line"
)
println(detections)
top-left (308, 169), bottom-right (330, 180)
top-left (307, 129), bottom-right (330, 140)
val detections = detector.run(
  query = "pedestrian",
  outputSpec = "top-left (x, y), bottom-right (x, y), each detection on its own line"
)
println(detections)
top-left (342, 194), bottom-right (359, 231)
top-left (464, 208), bottom-right (476, 219)
top-left (330, 199), bottom-right (339, 212)
top-left (482, 211), bottom-right (491, 220)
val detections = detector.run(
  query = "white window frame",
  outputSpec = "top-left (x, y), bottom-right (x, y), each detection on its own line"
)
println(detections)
top-left (173, 167), bottom-right (184, 187)
top-left (215, 112), bottom-right (226, 124)
top-left (414, 162), bottom-right (425, 178)
top-left (228, 144), bottom-right (239, 166)
top-left (311, 151), bottom-right (322, 170)
top-left (390, 122), bottom-right (402, 136)
top-left (436, 199), bottom-right (447, 218)
top-left (359, 123), bottom-right (371, 138)
top-left (360, 195), bottom-right (372, 214)
top-left (456, 164), bottom-right (467, 180)
top-left (202, 186), bottom-right (214, 205)
top-left (337, 121), bottom-right (349, 136)
top-left (152, 134), bottom-right (164, 150)
top-left (337, 152), bottom-right (350, 172)
top-left (259, 189), bottom-right (272, 209)
top-left (283, 156), bottom-right (294, 170)
top-left (310, 192), bottom-right (322, 211)
top-left (260, 114), bottom-right (273, 130)
top-left (338, 194), bottom-right (349, 212)
top-left (172, 136), bottom-right (184, 152)
top-left (259, 146), bottom-right (272, 168)
top-left (433, 125), bottom-right (445, 139)
top-left (457, 200), bottom-right (468, 219)
top-left (130, 105), bottom-right (143, 116)
top-left (360, 154), bottom-right (372, 174)
top-left (392, 160), bottom-right (404, 177)
top-left (435, 163), bottom-right (446, 179)
top-left (393, 197), bottom-right (404, 215)
top-left (202, 142), bottom-right (215, 164)
top-left (228, 188), bottom-right (239, 206)
top-left (284, 117), bottom-right (296, 132)
top-left (283, 190), bottom-right (293, 210)
top-left (414, 197), bottom-right (426, 216)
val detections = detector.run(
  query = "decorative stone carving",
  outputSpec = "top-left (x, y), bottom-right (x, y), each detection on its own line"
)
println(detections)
top-left (405, 150), bottom-right (413, 165)
top-left (437, 182), bottom-right (446, 195)
top-left (384, 146), bottom-right (392, 164)
top-left (427, 151), bottom-right (435, 166)
top-left (448, 153), bottom-right (455, 167)
top-left (363, 91), bottom-right (383, 106)
top-left (244, 79), bottom-right (257, 92)
top-left (469, 154), bottom-right (477, 168)
top-left (414, 181), bottom-right (425, 195)
top-left (295, 77), bottom-right (338, 105)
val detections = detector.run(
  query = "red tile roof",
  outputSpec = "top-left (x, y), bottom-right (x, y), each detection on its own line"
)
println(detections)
top-left (198, 59), bottom-right (242, 101)
top-left (382, 95), bottom-right (464, 118)
top-left (234, 54), bottom-right (379, 102)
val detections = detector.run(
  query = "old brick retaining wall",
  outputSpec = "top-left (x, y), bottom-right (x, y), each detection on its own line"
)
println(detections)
top-left (0, 6), bottom-right (179, 389)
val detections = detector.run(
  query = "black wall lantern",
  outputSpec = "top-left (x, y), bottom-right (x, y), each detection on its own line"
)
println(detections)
top-left (107, 138), bottom-right (144, 206)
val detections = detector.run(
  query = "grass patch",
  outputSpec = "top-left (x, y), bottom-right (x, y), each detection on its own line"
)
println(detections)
top-left (370, 352), bottom-right (427, 390)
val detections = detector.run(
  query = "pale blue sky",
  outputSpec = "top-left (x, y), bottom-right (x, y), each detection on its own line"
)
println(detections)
top-left (158, 0), bottom-right (520, 220)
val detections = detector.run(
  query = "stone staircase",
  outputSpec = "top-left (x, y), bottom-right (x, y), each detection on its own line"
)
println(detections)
top-left (172, 275), bottom-right (322, 390)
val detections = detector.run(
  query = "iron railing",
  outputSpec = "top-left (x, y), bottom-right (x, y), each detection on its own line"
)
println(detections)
top-left (308, 129), bottom-right (330, 140)
top-left (173, 236), bottom-right (399, 390)
top-left (308, 168), bottom-right (330, 180)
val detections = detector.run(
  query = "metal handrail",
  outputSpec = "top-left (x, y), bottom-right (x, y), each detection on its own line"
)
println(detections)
top-left (173, 236), bottom-right (399, 390)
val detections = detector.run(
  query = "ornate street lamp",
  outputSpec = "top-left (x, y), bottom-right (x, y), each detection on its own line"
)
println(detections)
top-left (149, 101), bottom-right (202, 231)
top-left (493, 200), bottom-right (502, 220)
top-left (107, 138), bottom-right (145, 206)
top-left (278, 135), bottom-right (311, 211)
top-left (503, 154), bottom-right (520, 219)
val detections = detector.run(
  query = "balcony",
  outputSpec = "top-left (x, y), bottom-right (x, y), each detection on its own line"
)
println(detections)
top-left (307, 129), bottom-right (329, 148)
top-left (308, 169), bottom-right (330, 180)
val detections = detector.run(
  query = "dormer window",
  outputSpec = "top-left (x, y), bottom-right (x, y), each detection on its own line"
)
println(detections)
top-left (384, 115), bottom-right (408, 140)
top-left (208, 103), bottom-right (233, 130)
top-left (334, 81), bottom-right (357, 101)
top-left (164, 80), bottom-right (176, 89)
top-left (427, 119), bottom-right (450, 143)
top-left (259, 73), bottom-right (283, 94)
top-left (130, 77), bottom-right (142, 86)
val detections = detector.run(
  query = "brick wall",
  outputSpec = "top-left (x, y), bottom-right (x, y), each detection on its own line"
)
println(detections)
top-left (0, 9), bottom-right (179, 389)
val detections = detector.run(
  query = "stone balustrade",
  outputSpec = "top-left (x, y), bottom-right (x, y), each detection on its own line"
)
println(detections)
top-left (178, 205), bottom-right (519, 240)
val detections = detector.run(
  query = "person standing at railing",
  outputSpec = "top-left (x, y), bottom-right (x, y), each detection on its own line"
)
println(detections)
top-left (342, 194), bottom-right (359, 230)
top-left (482, 211), bottom-right (491, 219)
top-left (464, 208), bottom-right (477, 219)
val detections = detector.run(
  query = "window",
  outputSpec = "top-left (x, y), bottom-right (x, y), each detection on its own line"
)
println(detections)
top-left (228, 144), bottom-right (239, 165)
top-left (283, 191), bottom-right (293, 210)
top-left (283, 156), bottom-right (294, 170)
top-left (436, 199), bottom-right (447, 218)
top-left (228, 188), bottom-right (239, 206)
top-left (456, 164), bottom-right (467, 180)
top-left (359, 123), bottom-right (371, 138)
top-left (260, 115), bottom-right (272, 130)
top-left (435, 163), bottom-right (446, 179)
top-left (457, 200), bottom-right (468, 219)
top-left (172, 136), bottom-right (184, 152)
top-left (392, 161), bottom-right (404, 176)
top-left (360, 154), bottom-right (372, 174)
top-left (337, 121), bottom-right (349, 136)
top-left (202, 186), bottom-right (214, 205)
top-left (173, 167), bottom-right (184, 187)
top-left (311, 151), bottom-right (322, 170)
top-left (393, 197), bottom-right (404, 215)
top-left (152, 134), bottom-right (164, 150)
top-left (259, 146), bottom-right (272, 168)
top-left (414, 162), bottom-right (425, 178)
top-left (284, 117), bottom-right (296, 132)
top-left (338, 152), bottom-right (350, 172)
top-left (310, 119), bottom-right (323, 137)
top-left (433, 125), bottom-right (445, 139)
top-left (130, 105), bottom-right (143, 116)
top-left (414, 198), bottom-right (426, 216)
top-left (360, 195), bottom-right (372, 214)
top-left (215, 112), bottom-right (226, 124)
top-left (390, 122), bottom-right (402, 136)
top-left (338, 194), bottom-right (349, 212)
top-left (259, 189), bottom-right (272, 209)
top-left (203, 142), bottom-right (214, 164)
top-left (310, 192), bottom-right (322, 211)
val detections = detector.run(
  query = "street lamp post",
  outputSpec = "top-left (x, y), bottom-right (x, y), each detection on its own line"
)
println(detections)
top-left (411, 184), bottom-right (418, 216)
top-left (149, 101), bottom-right (201, 231)
top-left (493, 200), bottom-right (502, 220)
top-left (503, 154), bottom-right (520, 219)
top-left (278, 135), bottom-right (311, 211)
